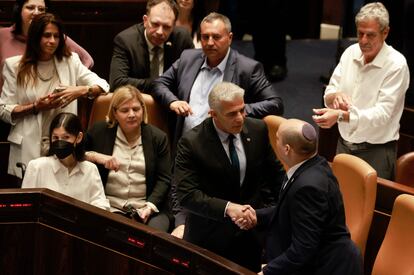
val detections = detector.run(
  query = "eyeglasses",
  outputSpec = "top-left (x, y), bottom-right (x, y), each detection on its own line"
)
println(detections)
top-left (24, 5), bottom-right (47, 13)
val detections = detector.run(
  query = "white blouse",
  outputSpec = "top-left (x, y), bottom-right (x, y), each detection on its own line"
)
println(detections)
top-left (22, 156), bottom-right (110, 210)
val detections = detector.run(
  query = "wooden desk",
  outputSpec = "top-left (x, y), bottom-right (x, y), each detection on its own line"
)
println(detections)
top-left (0, 188), bottom-right (255, 275)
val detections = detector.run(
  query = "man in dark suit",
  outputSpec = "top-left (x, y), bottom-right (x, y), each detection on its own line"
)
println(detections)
top-left (251, 119), bottom-right (363, 275)
top-left (153, 12), bottom-right (284, 151)
top-left (109, 0), bottom-right (194, 92)
top-left (174, 82), bottom-right (284, 272)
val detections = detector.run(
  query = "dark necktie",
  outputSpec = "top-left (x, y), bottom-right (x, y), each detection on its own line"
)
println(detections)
top-left (281, 174), bottom-right (289, 190)
top-left (279, 174), bottom-right (288, 199)
top-left (150, 46), bottom-right (160, 78)
top-left (228, 134), bottom-right (240, 182)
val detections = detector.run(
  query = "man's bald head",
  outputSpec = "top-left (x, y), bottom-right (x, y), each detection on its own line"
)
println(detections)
top-left (278, 119), bottom-right (318, 157)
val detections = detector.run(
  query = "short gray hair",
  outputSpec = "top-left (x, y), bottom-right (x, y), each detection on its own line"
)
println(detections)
top-left (355, 2), bottom-right (389, 31)
top-left (201, 12), bottom-right (232, 33)
top-left (208, 82), bottom-right (244, 111)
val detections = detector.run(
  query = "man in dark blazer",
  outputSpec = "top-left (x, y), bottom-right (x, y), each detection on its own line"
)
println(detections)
top-left (153, 12), bottom-right (284, 151)
top-left (109, 0), bottom-right (193, 92)
top-left (253, 119), bottom-right (363, 275)
top-left (174, 82), bottom-right (285, 272)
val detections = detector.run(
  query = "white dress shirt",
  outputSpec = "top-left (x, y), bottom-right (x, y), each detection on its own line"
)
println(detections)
top-left (324, 42), bottom-right (410, 144)
top-left (22, 156), bottom-right (110, 210)
top-left (182, 49), bottom-right (230, 134)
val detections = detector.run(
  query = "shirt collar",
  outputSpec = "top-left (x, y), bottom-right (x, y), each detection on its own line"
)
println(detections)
top-left (51, 155), bottom-right (83, 176)
top-left (354, 42), bottom-right (388, 68)
top-left (144, 29), bottom-right (164, 51)
top-left (212, 119), bottom-right (241, 142)
top-left (116, 126), bottom-right (142, 148)
top-left (286, 155), bottom-right (316, 181)
top-left (201, 48), bottom-right (231, 73)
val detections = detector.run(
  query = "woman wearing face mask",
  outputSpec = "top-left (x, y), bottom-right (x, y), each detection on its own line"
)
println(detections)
top-left (22, 112), bottom-right (110, 210)
top-left (0, 13), bottom-right (109, 179)
top-left (85, 85), bottom-right (171, 232)
top-left (0, 0), bottom-right (94, 91)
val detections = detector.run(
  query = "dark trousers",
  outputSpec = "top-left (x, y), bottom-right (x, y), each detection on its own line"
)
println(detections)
top-left (337, 137), bottom-right (397, 180)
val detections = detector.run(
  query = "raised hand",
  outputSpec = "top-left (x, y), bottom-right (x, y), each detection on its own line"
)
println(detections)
top-left (312, 108), bottom-right (341, 129)
top-left (332, 92), bottom-right (351, 111)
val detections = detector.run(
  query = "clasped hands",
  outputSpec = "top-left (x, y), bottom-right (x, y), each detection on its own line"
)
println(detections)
top-left (226, 202), bottom-right (257, 230)
top-left (312, 92), bottom-right (351, 128)
top-left (35, 85), bottom-right (84, 111)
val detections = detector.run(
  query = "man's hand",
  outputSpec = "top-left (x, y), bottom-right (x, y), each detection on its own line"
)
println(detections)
top-left (312, 108), bottom-right (341, 129)
top-left (169, 100), bottom-right (193, 116)
top-left (326, 92), bottom-right (351, 111)
top-left (226, 202), bottom-right (257, 230)
top-left (171, 224), bottom-right (185, 239)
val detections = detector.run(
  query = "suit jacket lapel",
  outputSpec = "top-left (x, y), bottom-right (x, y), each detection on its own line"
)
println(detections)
top-left (182, 52), bottom-right (204, 102)
top-left (54, 56), bottom-right (68, 86)
top-left (163, 39), bottom-right (173, 71)
top-left (273, 156), bottom-right (321, 220)
top-left (141, 124), bottom-right (154, 185)
top-left (137, 24), bottom-right (150, 74)
top-left (204, 118), bottom-right (239, 182)
top-left (102, 125), bottom-right (117, 156)
top-left (223, 49), bottom-right (236, 82)
top-left (240, 122), bottom-right (252, 187)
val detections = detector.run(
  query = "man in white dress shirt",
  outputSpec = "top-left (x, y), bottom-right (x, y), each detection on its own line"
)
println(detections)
top-left (313, 2), bottom-right (410, 179)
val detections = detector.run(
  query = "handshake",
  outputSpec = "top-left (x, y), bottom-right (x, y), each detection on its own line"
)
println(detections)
top-left (226, 202), bottom-right (257, 230)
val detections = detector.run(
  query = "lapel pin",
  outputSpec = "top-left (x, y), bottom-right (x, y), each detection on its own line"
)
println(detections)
top-left (246, 137), bottom-right (251, 142)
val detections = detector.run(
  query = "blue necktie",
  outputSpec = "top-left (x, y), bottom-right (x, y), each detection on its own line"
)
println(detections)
top-left (228, 134), bottom-right (240, 182)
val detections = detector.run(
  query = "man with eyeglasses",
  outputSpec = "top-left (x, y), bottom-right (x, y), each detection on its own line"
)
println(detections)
top-left (109, 0), bottom-right (193, 92)
top-left (313, 2), bottom-right (410, 180)
top-left (153, 12), bottom-right (284, 155)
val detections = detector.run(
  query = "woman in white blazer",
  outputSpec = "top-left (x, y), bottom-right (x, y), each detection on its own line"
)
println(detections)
top-left (0, 13), bottom-right (109, 178)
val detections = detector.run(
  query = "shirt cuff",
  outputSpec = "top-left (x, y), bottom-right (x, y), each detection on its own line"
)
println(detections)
top-left (0, 104), bottom-right (18, 124)
top-left (145, 201), bottom-right (159, 213)
top-left (347, 105), bottom-right (359, 133)
top-left (224, 201), bottom-right (230, 218)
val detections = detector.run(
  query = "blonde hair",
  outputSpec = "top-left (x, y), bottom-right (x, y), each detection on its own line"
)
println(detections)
top-left (106, 85), bottom-right (148, 128)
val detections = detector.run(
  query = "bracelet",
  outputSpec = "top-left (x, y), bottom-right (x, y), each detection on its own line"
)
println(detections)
top-left (86, 85), bottom-right (95, 100)
top-left (32, 102), bottom-right (38, 115)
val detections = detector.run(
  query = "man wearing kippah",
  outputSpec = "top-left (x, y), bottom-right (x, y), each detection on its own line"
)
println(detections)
top-left (247, 119), bottom-right (363, 275)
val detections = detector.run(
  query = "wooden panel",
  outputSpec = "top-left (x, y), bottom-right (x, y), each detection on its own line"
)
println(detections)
top-left (0, 223), bottom-right (171, 275)
top-left (0, 189), bottom-right (256, 275)
top-left (0, 0), bottom-right (147, 78)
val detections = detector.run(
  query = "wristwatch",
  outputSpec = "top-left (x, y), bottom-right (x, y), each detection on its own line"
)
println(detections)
top-left (86, 86), bottom-right (95, 100)
top-left (337, 111), bottom-right (344, 122)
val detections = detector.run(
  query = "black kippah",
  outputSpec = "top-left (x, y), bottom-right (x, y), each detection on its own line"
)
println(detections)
top-left (302, 124), bottom-right (317, 142)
